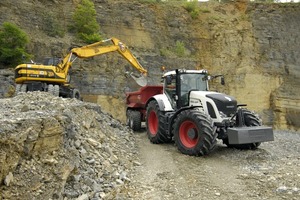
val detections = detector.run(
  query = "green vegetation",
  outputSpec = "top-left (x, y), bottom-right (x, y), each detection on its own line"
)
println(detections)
top-left (175, 41), bottom-right (186, 57)
top-left (159, 48), bottom-right (172, 57)
top-left (199, 7), bottom-right (210, 13)
top-left (137, 0), bottom-right (187, 3)
top-left (137, 0), bottom-right (160, 3)
top-left (184, 0), bottom-right (198, 12)
top-left (159, 41), bottom-right (186, 57)
top-left (184, 1), bottom-right (200, 19)
top-left (72, 0), bottom-right (101, 43)
top-left (0, 22), bottom-right (31, 68)
top-left (253, 0), bottom-right (275, 2)
top-left (43, 13), bottom-right (65, 37)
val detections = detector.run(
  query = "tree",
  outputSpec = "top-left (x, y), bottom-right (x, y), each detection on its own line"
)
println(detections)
top-left (0, 22), bottom-right (31, 68)
top-left (72, 0), bottom-right (101, 43)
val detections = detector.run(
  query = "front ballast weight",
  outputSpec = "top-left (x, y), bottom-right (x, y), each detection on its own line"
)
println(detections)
top-left (227, 126), bottom-right (274, 145)
top-left (226, 108), bottom-right (274, 146)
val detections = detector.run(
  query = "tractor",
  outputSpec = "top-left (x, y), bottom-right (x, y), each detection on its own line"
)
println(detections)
top-left (126, 69), bottom-right (273, 156)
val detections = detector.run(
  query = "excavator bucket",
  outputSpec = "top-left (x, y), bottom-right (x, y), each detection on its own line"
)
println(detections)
top-left (130, 73), bottom-right (148, 87)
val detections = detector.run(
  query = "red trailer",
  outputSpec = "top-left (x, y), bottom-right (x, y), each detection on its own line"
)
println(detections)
top-left (125, 85), bottom-right (163, 131)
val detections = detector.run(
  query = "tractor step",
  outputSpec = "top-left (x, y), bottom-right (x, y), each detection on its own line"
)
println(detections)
top-left (227, 126), bottom-right (274, 144)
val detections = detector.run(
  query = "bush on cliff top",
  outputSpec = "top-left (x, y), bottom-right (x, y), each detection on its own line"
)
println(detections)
top-left (72, 0), bottom-right (102, 43)
top-left (0, 22), bottom-right (32, 68)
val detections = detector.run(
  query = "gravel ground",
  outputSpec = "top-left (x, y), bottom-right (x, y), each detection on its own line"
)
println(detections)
top-left (121, 129), bottom-right (300, 200)
top-left (0, 92), bottom-right (299, 200)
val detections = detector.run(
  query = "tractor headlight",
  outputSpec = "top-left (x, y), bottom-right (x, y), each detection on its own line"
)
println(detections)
top-left (190, 99), bottom-right (202, 106)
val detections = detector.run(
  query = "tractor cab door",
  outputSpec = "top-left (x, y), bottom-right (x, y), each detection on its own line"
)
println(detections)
top-left (179, 74), bottom-right (192, 107)
top-left (164, 75), bottom-right (177, 109)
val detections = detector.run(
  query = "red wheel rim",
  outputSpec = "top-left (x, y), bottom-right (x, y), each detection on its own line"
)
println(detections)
top-left (148, 110), bottom-right (158, 135)
top-left (179, 120), bottom-right (199, 148)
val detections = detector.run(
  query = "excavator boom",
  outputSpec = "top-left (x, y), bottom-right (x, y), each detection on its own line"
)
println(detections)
top-left (59, 38), bottom-right (147, 76)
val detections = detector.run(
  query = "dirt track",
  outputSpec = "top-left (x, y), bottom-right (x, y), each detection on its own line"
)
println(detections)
top-left (125, 129), bottom-right (300, 200)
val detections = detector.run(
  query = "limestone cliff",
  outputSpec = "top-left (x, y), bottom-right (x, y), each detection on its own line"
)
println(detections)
top-left (0, 0), bottom-right (299, 130)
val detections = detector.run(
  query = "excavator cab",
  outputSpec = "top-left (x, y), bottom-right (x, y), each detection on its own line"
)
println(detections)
top-left (43, 57), bottom-right (61, 66)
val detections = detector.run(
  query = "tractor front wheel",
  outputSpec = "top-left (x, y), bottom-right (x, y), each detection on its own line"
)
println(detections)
top-left (146, 100), bottom-right (171, 143)
top-left (223, 108), bottom-right (262, 150)
top-left (173, 109), bottom-right (217, 156)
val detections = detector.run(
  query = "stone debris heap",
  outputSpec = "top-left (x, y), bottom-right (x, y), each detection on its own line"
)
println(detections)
top-left (0, 92), bottom-right (138, 199)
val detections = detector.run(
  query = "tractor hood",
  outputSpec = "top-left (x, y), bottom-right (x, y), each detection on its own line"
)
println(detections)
top-left (189, 91), bottom-right (237, 118)
top-left (205, 93), bottom-right (237, 117)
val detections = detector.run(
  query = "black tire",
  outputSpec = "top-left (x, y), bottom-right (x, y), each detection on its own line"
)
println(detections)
top-left (54, 85), bottom-right (60, 97)
top-left (20, 84), bottom-right (27, 93)
top-left (48, 84), bottom-right (54, 95)
top-left (126, 109), bottom-right (131, 126)
top-left (223, 108), bottom-right (262, 150)
top-left (72, 89), bottom-right (80, 99)
top-left (127, 110), bottom-right (142, 131)
top-left (173, 109), bottom-right (217, 156)
top-left (15, 84), bottom-right (22, 95)
top-left (146, 100), bottom-right (172, 143)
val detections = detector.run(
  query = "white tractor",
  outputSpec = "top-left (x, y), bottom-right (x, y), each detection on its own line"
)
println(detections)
top-left (144, 69), bottom-right (273, 156)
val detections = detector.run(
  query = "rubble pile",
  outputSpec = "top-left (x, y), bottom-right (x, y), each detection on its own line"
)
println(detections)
top-left (0, 92), bottom-right (138, 199)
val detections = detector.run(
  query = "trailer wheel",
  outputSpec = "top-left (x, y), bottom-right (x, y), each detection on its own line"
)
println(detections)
top-left (224, 109), bottom-right (261, 150)
top-left (173, 109), bottom-right (217, 156)
top-left (146, 100), bottom-right (171, 143)
top-left (126, 110), bottom-right (131, 126)
top-left (127, 110), bottom-right (142, 131)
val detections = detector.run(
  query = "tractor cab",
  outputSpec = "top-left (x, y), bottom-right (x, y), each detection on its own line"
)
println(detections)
top-left (163, 69), bottom-right (209, 109)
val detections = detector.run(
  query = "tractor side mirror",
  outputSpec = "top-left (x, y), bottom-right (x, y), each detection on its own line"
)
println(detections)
top-left (221, 77), bottom-right (225, 85)
top-left (166, 76), bottom-right (172, 85)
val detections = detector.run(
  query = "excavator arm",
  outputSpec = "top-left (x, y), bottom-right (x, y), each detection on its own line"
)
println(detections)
top-left (57, 38), bottom-right (148, 86)
top-left (15, 37), bottom-right (148, 93)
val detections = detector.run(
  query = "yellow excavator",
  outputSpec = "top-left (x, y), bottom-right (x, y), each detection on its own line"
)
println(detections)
top-left (14, 37), bottom-right (148, 99)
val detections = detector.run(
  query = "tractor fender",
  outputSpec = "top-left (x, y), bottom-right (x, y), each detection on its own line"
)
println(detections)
top-left (145, 94), bottom-right (173, 112)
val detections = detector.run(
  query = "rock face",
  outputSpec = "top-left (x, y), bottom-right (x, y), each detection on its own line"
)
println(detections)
top-left (0, 69), bottom-right (14, 97)
top-left (0, 1), bottom-right (299, 130)
top-left (250, 4), bottom-right (300, 130)
top-left (0, 92), bottom-right (138, 199)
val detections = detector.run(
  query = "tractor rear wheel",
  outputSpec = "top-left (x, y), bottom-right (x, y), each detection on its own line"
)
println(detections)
top-left (223, 108), bottom-right (262, 150)
top-left (127, 109), bottom-right (142, 131)
top-left (146, 100), bottom-right (171, 143)
top-left (173, 109), bottom-right (217, 156)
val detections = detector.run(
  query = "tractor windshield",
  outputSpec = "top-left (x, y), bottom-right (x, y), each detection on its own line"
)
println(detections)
top-left (180, 73), bottom-right (207, 93)
top-left (180, 73), bottom-right (207, 107)
top-left (164, 72), bottom-right (208, 108)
